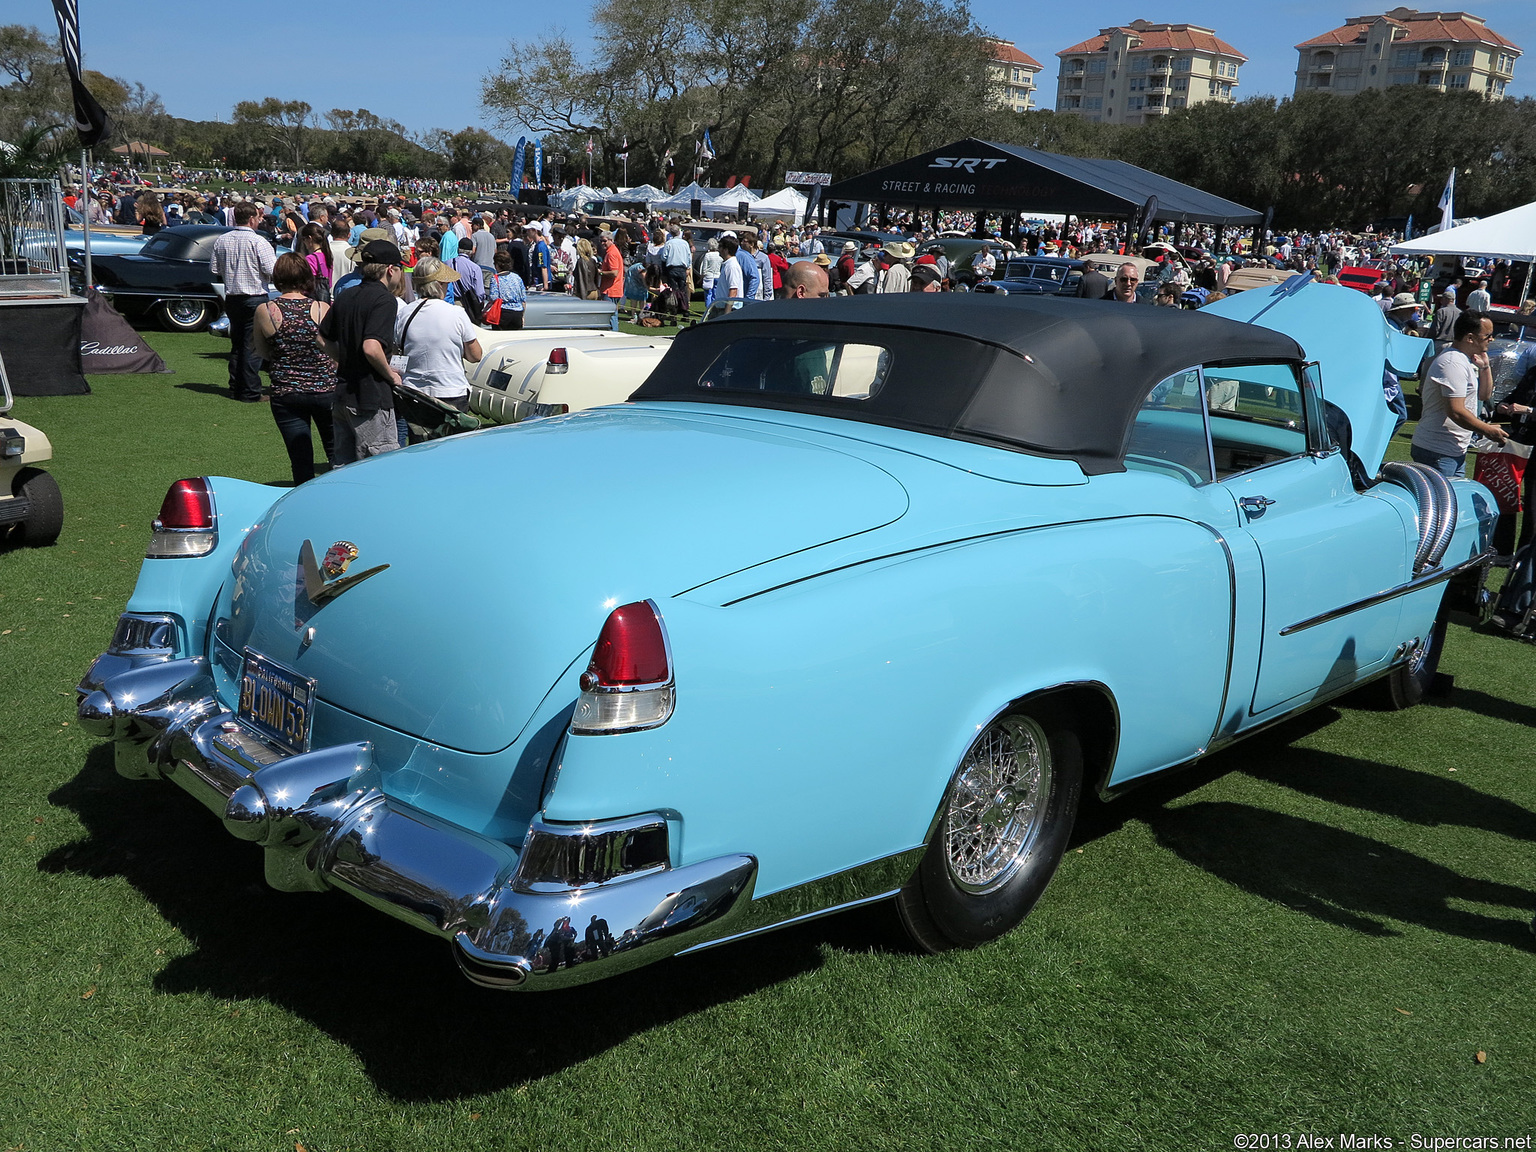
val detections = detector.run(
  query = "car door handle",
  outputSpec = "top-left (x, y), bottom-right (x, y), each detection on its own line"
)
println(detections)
top-left (1239, 496), bottom-right (1276, 517)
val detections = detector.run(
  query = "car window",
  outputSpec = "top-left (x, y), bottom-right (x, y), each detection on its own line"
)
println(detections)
top-left (1205, 363), bottom-right (1308, 477)
top-left (698, 337), bottom-right (891, 400)
top-left (1125, 369), bottom-right (1213, 485)
top-left (140, 234), bottom-right (180, 258)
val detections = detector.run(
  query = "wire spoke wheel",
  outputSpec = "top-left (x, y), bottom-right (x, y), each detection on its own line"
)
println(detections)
top-left (898, 705), bottom-right (1082, 953)
top-left (943, 715), bottom-right (1052, 894)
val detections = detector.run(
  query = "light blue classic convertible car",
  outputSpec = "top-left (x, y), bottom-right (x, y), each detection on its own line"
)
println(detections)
top-left (77, 282), bottom-right (1497, 988)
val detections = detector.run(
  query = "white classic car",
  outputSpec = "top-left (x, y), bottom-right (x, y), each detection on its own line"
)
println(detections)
top-left (466, 330), bottom-right (672, 424)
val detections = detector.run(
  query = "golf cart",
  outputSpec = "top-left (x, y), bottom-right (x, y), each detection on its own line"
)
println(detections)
top-left (0, 350), bottom-right (63, 546)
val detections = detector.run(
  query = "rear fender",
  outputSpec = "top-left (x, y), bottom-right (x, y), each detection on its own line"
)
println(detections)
top-left (544, 515), bottom-right (1229, 895)
top-left (125, 477), bottom-right (284, 658)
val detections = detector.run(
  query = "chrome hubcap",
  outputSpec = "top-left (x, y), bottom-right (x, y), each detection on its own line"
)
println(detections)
top-left (166, 300), bottom-right (204, 324)
top-left (944, 715), bottom-right (1053, 894)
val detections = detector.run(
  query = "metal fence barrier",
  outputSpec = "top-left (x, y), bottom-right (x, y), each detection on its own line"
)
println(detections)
top-left (0, 178), bottom-right (69, 299)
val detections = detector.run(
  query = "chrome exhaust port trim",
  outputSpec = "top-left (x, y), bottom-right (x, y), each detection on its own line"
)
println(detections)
top-left (75, 652), bottom-right (759, 990)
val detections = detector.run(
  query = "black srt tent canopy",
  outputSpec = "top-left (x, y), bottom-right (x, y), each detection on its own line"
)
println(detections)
top-left (824, 138), bottom-right (1262, 227)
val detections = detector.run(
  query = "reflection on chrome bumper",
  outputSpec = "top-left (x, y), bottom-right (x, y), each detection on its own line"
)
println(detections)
top-left (77, 652), bottom-right (758, 990)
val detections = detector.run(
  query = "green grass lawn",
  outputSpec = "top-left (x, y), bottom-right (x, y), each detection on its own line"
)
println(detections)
top-left (2, 332), bottom-right (1534, 1150)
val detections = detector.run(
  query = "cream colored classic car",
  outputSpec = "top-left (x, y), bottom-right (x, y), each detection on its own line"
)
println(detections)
top-left (466, 330), bottom-right (672, 424)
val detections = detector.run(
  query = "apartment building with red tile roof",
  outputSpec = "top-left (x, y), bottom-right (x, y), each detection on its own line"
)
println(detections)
top-left (1055, 20), bottom-right (1246, 125)
top-left (1294, 8), bottom-right (1520, 98)
top-left (987, 38), bottom-right (1044, 113)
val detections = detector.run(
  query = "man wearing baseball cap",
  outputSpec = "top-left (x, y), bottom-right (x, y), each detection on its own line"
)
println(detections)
top-left (318, 238), bottom-right (406, 462)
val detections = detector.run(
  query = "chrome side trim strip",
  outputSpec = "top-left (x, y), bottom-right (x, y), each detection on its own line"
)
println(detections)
top-left (1278, 551), bottom-right (1493, 636)
top-left (677, 888), bottom-right (903, 955)
top-left (675, 846), bottom-right (926, 955)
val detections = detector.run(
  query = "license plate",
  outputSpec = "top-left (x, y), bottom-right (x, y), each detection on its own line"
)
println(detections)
top-left (237, 649), bottom-right (315, 756)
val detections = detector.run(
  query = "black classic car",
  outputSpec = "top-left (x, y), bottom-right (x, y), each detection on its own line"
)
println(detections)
top-left (91, 225), bottom-right (280, 333)
top-left (971, 256), bottom-right (1086, 297)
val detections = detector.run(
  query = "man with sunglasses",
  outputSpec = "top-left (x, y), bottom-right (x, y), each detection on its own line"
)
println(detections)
top-left (1410, 310), bottom-right (1506, 478)
top-left (1106, 263), bottom-right (1141, 303)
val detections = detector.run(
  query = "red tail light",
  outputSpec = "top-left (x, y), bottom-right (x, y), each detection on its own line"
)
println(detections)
top-left (156, 478), bottom-right (214, 530)
top-left (147, 477), bottom-right (216, 558)
top-left (586, 601), bottom-right (670, 686)
top-left (572, 600), bottom-right (676, 734)
top-left (546, 347), bottom-right (569, 374)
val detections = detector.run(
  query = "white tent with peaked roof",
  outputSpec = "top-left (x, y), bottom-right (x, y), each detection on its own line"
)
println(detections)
top-left (745, 187), bottom-right (808, 221)
top-left (613, 184), bottom-right (668, 204)
top-left (648, 181), bottom-right (714, 213)
top-left (549, 184), bottom-right (604, 211)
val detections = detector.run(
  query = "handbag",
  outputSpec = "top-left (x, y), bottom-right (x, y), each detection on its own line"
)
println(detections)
top-left (1473, 451), bottom-right (1527, 513)
top-left (483, 274), bottom-right (503, 326)
top-left (390, 384), bottom-right (480, 441)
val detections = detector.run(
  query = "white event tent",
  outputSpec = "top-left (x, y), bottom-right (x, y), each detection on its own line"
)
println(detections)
top-left (1390, 201), bottom-right (1536, 261)
top-left (701, 185), bottom-right (761, 217)
top-left (648, 181), bottom-right (715, 212)
top-left (613, 184), bottom-right (668, 204)
top-left (744, 186), bottom-right (809, 221)
top-left (548, 184), bottom-right (605, 211)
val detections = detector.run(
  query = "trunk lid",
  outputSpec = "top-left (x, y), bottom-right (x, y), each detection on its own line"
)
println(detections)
top-left (222, 408), bottom-right (909, 752)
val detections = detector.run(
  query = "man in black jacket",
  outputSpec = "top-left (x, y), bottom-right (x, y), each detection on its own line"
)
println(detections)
top-left (318, 239), bottom-right (404, 463)
top-left (1077, 263), bottom-right (1111, 301)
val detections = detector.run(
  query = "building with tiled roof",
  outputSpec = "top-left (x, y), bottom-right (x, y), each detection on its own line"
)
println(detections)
top-left (1055, 20), bottom-right (1246, 125)
top-left (988, 38), bottom-right (1044, 113)
top-left (1294, 8), bottom-right (1520, 98)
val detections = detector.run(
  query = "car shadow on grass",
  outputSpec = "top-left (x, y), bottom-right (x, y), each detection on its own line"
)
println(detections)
top-left (1144, 801), bottom-right (1534, 948)
top-left (1448, 685), bottom-right (1536, 730)
top-left (40, 745), bottom-right (910, 1102)
top-left (1238, 746), bottom-right (1536, 841)
top-left (1069, 705), bottom-right (1536, 949)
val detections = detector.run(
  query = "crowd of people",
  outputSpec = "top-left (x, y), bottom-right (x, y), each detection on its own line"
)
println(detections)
top-left (83, 162), bottom-right (487, 199)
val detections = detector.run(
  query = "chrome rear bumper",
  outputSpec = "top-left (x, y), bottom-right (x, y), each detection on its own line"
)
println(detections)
top-left (76, 653), bottom-right (757, 990)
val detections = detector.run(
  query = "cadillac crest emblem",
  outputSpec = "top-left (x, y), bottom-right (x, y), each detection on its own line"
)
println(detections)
top-left (322, 541), bottom-right (358, 579)
top-left (298, 539), bottom-right (390, 610)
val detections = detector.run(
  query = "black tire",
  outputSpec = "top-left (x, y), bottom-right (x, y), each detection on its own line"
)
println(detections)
top-left (14, 467), bottom-right (63, 546)
top-left (1377, 615), bottom-right (1448, 710)
top-left (158, 298), bottom-right (214, 333)
top-left (898, 708), bottom-right (1082, 952)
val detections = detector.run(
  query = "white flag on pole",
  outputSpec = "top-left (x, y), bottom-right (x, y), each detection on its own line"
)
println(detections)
top-left (1437, 168), bottom-right (1456, 232)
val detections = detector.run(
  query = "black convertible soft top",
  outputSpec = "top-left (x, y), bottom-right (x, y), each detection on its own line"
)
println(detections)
top-left (629, 294), bottom-right (1305, 474)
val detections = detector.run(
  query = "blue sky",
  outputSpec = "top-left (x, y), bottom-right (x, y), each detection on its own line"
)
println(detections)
top-left (28, 0), bottom-right (1536, 141)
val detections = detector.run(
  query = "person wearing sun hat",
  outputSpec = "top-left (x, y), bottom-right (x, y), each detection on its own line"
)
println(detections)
top-left (390, 256), bottom-right (482, 433)
top-left (1385, 292), bottom-right (1423, 335)
top-left (878, 240), bottom-right (914, 293)
top-left (334, 227), bottom-right (393, 298)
